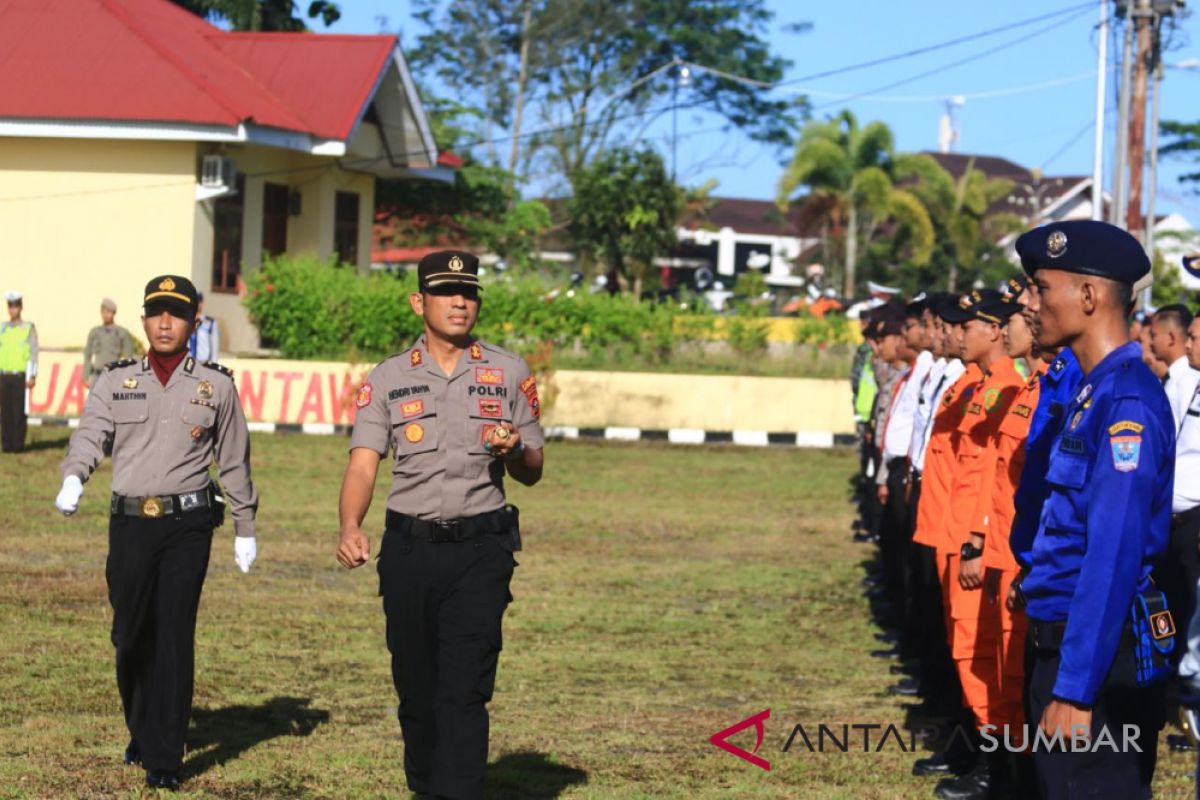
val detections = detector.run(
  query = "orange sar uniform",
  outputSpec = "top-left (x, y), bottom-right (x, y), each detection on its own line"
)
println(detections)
top-left (944, 356), bottom-right (1023, 728)
top-left (970, 362), bottom-right (1045, 730)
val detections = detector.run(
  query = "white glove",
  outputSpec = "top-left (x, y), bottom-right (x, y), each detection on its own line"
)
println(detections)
top-left (55, 475), bottom-right (84, 516)
top-left (234, 536), bottom-right (257, 573)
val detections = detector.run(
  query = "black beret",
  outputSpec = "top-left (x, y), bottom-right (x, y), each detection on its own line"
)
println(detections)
top-left (977, 294), bottom-right (1023, 323)
top-left (1002, 273), bottom-right (1029, 299)
top-left (1015, 220), bottom-right (1150, 285)
top-left (418, 250), bottom-right (481, 291)
top-left (143, 275), bottom-right (198, 319)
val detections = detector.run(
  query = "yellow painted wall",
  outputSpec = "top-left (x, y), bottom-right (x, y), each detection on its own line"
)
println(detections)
top-left (31, 351), bottom-right (854, 434)
top-left (0, 138), bottom-right (196, 350)
top-left (544, 370), bottom-right (855, 433)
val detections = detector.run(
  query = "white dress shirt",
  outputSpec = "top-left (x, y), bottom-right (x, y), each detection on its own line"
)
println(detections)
top-left (1174, 380), bottom-right (1200, 513)
top-left (882, 350), bottom-right (934, 463)
top-left (911, 358), bottom-right (965, 474)
top-left (1165, 356), bottom-right (1200, 430)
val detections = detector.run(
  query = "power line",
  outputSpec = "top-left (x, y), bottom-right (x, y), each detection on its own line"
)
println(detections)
top-left (775, 2), bottom-right (1095, 88)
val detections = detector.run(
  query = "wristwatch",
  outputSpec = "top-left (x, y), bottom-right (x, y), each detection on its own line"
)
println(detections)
top-left (504, 441), bottom-right (526, 462)
top-left (960, 541), bottom-right (984, 561)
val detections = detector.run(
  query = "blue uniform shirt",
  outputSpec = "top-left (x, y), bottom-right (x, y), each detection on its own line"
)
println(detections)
top-left (1023, 342), bottom-right (1175, 705)
top-left (1011, 348), bottom-right (1083, 566)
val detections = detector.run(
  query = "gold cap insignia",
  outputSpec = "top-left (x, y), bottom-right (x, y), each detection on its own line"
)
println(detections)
top-left (1047, 231), bottom-right (1067, 258)
top-left (959, 294), bottom-right (972, 309)
top-left (159, 277), bottom-right (176, 291)
top-left (448, 255), bottom-right (464, 272)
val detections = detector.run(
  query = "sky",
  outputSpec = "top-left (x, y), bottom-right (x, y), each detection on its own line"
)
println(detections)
top-left (327, 0), bottom-right (1200, 221)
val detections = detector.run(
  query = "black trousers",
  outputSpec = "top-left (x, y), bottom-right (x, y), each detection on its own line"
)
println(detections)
top-left (880, 458), bottom-right (910, 629)
top-left (378, 522), bottom-right (517, 799)
top-left (0, 372), bottom-right (27, 452)
top-left (1155, 505), bottom-right (1200, 659)
top-left (1027, 634), bottom-right (1164, 800)
top-left (106, 510), bottom-right (213, 772)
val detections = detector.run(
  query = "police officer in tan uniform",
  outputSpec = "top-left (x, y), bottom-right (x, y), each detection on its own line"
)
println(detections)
top-left (337, 250), bottom-right (544, 800)
top-left (55, 275), bottom-right (258, 791)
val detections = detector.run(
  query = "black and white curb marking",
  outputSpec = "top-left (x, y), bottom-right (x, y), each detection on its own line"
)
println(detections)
top-left (31, 417), bottom-right (854, 448)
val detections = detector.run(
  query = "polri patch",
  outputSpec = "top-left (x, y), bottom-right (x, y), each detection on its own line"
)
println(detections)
top-left (1108, 420), bottom-right (1145, 435)
top-left (476, 367), bottom-right (504, 385)
top-left (400, 399), bottom-right (425, 419)
top-left (355, 383), bottom-right (373, 408)
top-left (1110, 435), bottom-right (1142, 472)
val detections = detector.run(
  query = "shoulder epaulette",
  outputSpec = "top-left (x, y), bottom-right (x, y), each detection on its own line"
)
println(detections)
top-left (201, 361), bottom-right (234, 379)
top-left (105, 358), bottom-right (137, 371)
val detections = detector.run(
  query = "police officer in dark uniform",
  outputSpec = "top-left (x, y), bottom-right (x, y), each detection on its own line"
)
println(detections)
top-left (1017, 221), bottom-right (1175, 799)
top-left (56, 275), bottom-right (259, 791)
top-left (336, 251), bottom-right (544, 799)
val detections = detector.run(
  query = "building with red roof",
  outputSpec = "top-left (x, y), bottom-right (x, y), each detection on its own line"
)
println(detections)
top-left (0, 0), bottom-right (446, 351)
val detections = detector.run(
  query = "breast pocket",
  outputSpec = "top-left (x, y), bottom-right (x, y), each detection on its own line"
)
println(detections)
top-left (392, 395), bottom-right (438, 457)
top-left (112, 401), bottom-right (148, 425)
top-left (181, 402), bottom-right (217, 444)
top-left (467, 392), bottom-right (510, 455)
top-left (1043, 450), bottom-right (1089, 532)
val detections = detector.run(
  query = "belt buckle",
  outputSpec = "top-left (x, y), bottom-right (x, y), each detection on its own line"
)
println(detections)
top-left (432, 519), bottom-right (460, 542)
top-left (141, 496), bottom-right (164, 518)
top-left (179, 492), bottom-right (200, 511)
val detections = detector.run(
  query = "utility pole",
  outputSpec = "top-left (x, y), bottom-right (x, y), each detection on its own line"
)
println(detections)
top-left (1111, 3), bottom-right (1136, 225)
top-left (1091, 0), bottom-right (1108, 221)
top-left (1124, 0), bottom-right (1153, 235)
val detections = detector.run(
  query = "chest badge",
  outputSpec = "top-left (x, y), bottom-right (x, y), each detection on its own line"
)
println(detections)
top-left (197, 380), bottom-right (214, 399)
top-left (123, 377), bottom-right (138, 389)
top-left (1069, 410), bottom-right (1084, 431)
top-left (190, 425), bottom-right (204, 441)
top-left (404, 422), bottom-right (424, 443)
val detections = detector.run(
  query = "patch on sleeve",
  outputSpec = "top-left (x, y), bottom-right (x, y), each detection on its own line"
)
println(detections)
top-left (1110, 435), bottom-right (1142, 472)
top-left (519, 375), bottom-right (540, 418)
top-left (355, 383), bottom-right (373, 408)
top-left (1107, 420), bottom-right (1145, 435)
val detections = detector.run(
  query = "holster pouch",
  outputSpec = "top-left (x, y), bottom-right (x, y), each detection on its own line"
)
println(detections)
top-left (1130, 590), bottom-right (1175, 687)
top-left (208, 480), bottom-right (227, 528)
top-left (504, 504), bottom-right (522, 552)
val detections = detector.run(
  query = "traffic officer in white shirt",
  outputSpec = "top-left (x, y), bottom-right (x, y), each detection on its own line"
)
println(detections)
top-left (1149, 305), bottom-right (1200, 635)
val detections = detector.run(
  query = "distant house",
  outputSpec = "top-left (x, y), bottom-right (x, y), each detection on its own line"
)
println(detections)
top-left (675, 197), bottom-right (819, 288)
top-left (0, 0), bottom-right (448, 352)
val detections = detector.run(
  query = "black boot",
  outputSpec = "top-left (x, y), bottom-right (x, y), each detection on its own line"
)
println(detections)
top-left (932, 752), bottom-right (992, 800)
top-left (123, 739), bottom-right (140, 766)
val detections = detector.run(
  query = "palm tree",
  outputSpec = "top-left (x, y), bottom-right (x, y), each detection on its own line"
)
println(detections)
top-left (776, 111), bottom-right (933, 297)
top-left (895, 154), bottom-right (1019, 291)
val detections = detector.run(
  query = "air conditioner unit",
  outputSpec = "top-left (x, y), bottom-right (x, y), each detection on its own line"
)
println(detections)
top-left (196, 156), bottom-right (238, 201)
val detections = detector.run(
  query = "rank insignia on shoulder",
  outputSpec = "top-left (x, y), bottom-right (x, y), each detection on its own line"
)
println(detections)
top-left (1108, 420), bottom-right (1145, 435)
top-left (107, 358), bottom-right (137, 371)
top-left (1051, 358), bottom-right (1064, 373)
top-left (355, 383), bottom-right (373, 408)
top-left (202, 361), bottom-right (234, 379)
top-left (1111, 435), bottom-right (1142, 472)
top-left (122, 377), bottom-right (138, 389)
top-left (469, 343), bottom-right (483, 361)
top-left (1012, 404), bottom-right (1032, 418)
top-left (410, 349), bottom-right (423, 367)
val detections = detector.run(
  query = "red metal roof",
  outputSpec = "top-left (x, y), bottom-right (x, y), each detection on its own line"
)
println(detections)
top-left (0, 0), bottom-right (396, 141)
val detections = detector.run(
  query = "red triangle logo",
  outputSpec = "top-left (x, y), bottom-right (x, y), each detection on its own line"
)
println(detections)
top-left (709, 708), bottom-right (771, 771)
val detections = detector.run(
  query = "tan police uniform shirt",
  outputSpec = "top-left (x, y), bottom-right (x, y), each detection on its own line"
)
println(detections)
top-left (61, 356), bottom-right (258, 537)
top-left (350, 337), bottom-right (545, 521)
top-left (84, 324), bottom-right (135, 382)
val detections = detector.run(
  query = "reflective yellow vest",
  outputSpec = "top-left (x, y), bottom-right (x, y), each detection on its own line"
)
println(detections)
top-left (0, 322), bottom-right (32, 373)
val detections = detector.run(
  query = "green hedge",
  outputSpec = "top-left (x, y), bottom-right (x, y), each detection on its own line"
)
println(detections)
top-left (243, 255), bottom-right (854, 364)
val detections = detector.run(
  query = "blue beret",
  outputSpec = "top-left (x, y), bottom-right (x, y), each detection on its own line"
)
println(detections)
top-left (1015, 220), bottom-right (1149, 285)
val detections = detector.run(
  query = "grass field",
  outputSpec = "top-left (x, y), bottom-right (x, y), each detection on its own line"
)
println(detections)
top-left (0, 429), bottom-right (1194, 799)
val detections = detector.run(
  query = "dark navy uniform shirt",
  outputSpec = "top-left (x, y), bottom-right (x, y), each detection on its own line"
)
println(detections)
top-left (1023, 342), bottom-right (1175, 705)
top-left (1011, 348), bottom-right (1083, 566)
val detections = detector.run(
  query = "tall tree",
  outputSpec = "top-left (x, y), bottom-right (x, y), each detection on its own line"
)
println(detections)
top-left (1161, 120), bottom-right (1200, 188)
top-left (568, 147), bottom-right (679, 295)
top-left (775, 111), bottom-right (933, 297)
top-left (408, 0), bottom-right (799, 191)
top-left (170, 0), bottom-right (339, 31)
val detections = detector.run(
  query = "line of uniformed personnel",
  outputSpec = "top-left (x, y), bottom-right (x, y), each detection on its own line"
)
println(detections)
top-left (856, 220), bottom-right (1185, 800)
top-left (53, 251), bottom-right (544, 797)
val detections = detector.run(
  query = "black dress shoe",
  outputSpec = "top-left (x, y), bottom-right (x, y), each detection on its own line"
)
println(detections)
top-left (870, 646), bottom-right (901, 659)
top-left (913, 750), bottom-right (956, 776)
top-left (890, 663), bottom-right (918, 676)
top-left (123, 739), bottom-right (140, 766)
top-left (146, 770), bottom-right (181, 791)
top-left (933, 756), bottom-right (991, 800)
top-left (874, 630), bottom-right (900, 643)
top-left (887, 677), bottom-right (920, 696)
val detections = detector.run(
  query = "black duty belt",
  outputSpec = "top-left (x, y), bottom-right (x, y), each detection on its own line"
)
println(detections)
top-left (1029, 619), bottom-right (1136, 653)
top-left (111, 490), bottom-right (211, 518)
top-left (386, 508), bottom-right (510, 543)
